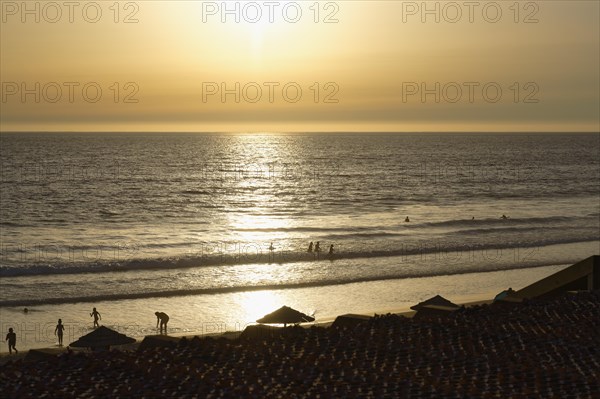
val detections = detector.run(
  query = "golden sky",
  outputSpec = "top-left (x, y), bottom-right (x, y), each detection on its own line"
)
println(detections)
top-left (1, 1), bottom-right (598, 132)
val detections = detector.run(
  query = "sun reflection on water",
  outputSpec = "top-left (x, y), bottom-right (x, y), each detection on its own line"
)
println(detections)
top-left (226, 202), bottom-right (300, 264)
top-left (237, 290), bottom-right (282, 324)
top-left (222, 135), bottom-right (305, 325)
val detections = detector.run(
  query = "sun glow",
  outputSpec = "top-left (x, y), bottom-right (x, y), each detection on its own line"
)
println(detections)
top-left (237, 290), bottom-right (282, 324)
top-left (203, 0), bottom-right (304, 64)
top-left (2, 1), bottom-right (598, 132)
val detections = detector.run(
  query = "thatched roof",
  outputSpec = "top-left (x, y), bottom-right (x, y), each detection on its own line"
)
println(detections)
top-left (256, 306), bottom-right (315, 325)
top-left (410, 295), bottom-right (459, 311)
top-left (70, 326), bottom-right (136, 349)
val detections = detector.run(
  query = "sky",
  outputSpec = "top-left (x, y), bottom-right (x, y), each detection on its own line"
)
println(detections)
top-left (1, 0), bottom-right (599, 132)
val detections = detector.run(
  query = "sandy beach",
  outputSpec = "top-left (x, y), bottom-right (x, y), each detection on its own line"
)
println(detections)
top-left (2, 256), bottom-right (599, 397)
top-left (1, 286), bottom-right (598, 397)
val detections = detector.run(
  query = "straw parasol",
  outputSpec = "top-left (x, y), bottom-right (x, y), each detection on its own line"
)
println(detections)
top-left (494, 288), bottom-right (517, 302)
top-left (256, 306), bottom-right (315, 327)
top-left (410, 295), bottom-right (459, 311)
top-left (70, 326), bottom-right (136, 350)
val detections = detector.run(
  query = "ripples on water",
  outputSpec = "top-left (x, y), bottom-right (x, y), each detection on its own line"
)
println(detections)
top-left (0, 133), bottom-right (598, 304)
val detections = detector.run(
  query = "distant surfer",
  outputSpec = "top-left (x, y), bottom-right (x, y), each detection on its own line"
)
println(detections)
top-left (405, 216), bottom-right (410, 222)
top-left (155, 312), bottom-right (170, 334)
top-left (501, 214), bottom-right (509, 220)
top-left (328, 244), bottom-right (334, 259)
top-left (314, 242), bottom-right (321, 253)
top-left (90, 307), bottom-right (101, 328)
top-left (307, 242), bottom-right (313, 252)
top-left (269, 243), bottom-right (274, 251)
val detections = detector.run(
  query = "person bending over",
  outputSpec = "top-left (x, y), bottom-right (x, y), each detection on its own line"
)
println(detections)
top-left (155, 312), bottom-right (170, 334)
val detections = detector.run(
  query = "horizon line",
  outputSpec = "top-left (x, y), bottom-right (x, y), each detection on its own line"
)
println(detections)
top-left (1, 131), bottom-right (599, 135)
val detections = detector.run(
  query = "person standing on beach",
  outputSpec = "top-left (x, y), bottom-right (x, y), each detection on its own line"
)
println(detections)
top-left (55, 319), bottom-right (65, 346)
top-left (328, 244), bottom-right (334, 258)
top-left (155, 312), bottom-right (169, 334)
top-left (307, 242), bottom-right (313, 252)
top-left (5, 328), bottom-right (17, 354)
top-left (90, 307), bottom-right (101, 328)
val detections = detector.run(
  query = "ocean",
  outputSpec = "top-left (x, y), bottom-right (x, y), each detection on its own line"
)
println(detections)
top-left (1, 132), bottom-right (599, 350)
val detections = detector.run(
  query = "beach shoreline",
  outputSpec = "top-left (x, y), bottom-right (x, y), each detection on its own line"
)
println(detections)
top-left (0, 296), bottom-right (496, 366)
top-left (0, 260), bottom-right (578, 355)
top-left (1, 281), bottom-right (598, 397)
top-left (2, 246), bottom-right (599, 356)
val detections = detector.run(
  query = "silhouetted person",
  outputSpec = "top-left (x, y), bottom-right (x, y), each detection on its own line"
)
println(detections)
top-left (55, 319), bottom-right (65, 346)
top-left (155, 312), bottom-right (169, 334)
top-left (472, 216), bottom-right (475, 220)
top-left (307, 242), bottom-right (313, 252)
top-left (405, 216), bottom-right (410, 222)
top-left (5, 327), bottom-right (17, 354)
top-left (315, 241), bottom-right (321, 259)
top-left (501, 214), bottom-right (509, 220)
top-left (267, 243), bottom-right (276, 263)
top-left (328, 244), bottom-right (334, 259)
top-left (23, 308), bottom-right (28, 314)
top-left (90, 307), bottom-right (101, 328)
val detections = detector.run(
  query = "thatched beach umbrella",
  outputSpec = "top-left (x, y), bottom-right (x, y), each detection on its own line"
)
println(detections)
top-left (256, 306), bottom-right (315, 327)
top-left (494, 288), bottom-right (517, 302)
top-left (410, 295), bottom-right (459, 311)
top-left (70, 326), bottom-right (136, 350)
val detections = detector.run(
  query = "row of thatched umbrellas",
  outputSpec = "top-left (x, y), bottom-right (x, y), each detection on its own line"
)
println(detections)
top-left (70, 305), bottom-right (316, 350)
top-left (72, 295), bottom-right (474, 350)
